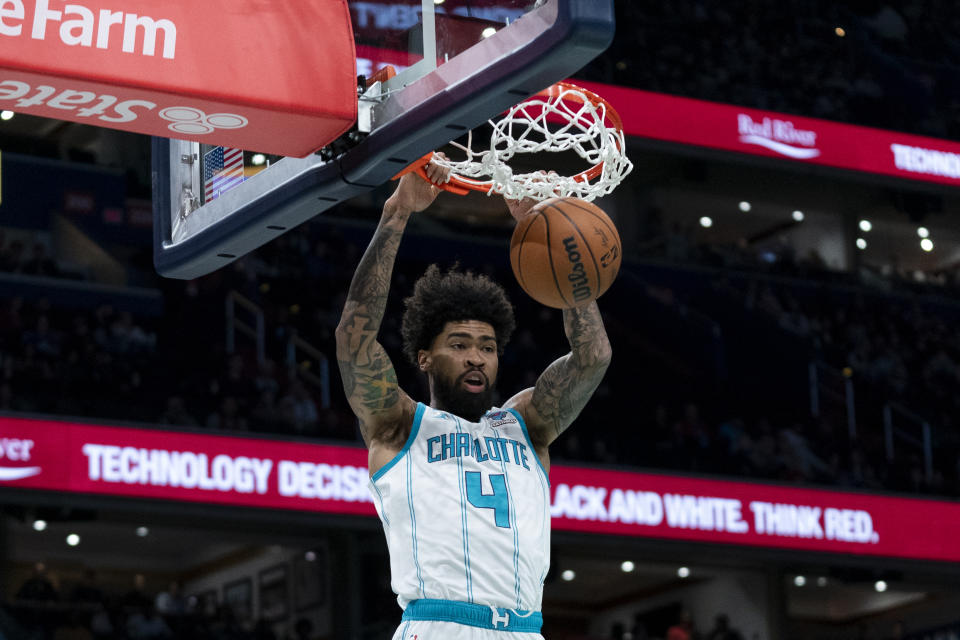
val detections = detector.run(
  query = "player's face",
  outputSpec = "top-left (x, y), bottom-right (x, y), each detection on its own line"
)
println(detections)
top-left (420, 320), bottom-right (499, 421)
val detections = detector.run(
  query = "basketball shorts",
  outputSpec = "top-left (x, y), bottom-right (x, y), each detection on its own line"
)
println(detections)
top-left (392, 599), bottom-right (545, 640)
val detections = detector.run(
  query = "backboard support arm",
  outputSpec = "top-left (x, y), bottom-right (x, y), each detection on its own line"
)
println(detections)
top-left (153, 0), bottom-right (616, 279)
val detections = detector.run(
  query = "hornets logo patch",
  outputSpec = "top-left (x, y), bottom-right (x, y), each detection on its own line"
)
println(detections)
top-left (487, 410), bottom-right (518, 428)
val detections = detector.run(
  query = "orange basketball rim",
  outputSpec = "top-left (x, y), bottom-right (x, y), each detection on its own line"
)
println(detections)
top-left (395, 81), bottom-right (633, 202)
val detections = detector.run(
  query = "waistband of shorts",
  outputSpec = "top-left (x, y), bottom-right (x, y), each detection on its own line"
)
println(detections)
top-left (402, 599), bottom-right (542, 633)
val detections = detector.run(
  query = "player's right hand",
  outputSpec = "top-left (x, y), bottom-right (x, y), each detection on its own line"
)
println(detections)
top-left (388, 153), bottom-right (451, 214)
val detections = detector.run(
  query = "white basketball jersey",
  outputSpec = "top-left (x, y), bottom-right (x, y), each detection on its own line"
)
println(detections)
top-left (370, 403), bottom-right (551, 611)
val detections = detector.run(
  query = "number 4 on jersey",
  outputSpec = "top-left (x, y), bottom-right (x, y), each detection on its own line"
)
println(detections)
top-left (465, 471), bottom-right (511, 528)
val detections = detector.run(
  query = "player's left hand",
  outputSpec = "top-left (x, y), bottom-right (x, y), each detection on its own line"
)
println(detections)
top-left (503, 195), bottom-right (538, 221)
top-left (503, 170), bottom-right (556, 221)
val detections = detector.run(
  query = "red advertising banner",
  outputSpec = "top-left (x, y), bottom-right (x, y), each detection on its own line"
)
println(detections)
top-left (0, 1), bottom-right (357, 157)
top-left (0, 417), bottom-right (372, 516)
top-left (575, 80), bottom-right (960, 189)
top-left (2, 417), bottom-right (959, 563)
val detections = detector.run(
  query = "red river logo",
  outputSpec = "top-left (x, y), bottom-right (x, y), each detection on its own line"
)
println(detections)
top-left (0, 437), bottom-right (41, 481)
top-left (737, 114), bottom-right (821, 160)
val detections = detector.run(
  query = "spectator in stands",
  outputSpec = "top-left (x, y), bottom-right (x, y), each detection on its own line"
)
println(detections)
top-left (290, 618), bottom-right (313, 640)
top-left (279, 379), bottom-right (319, 433)
top-left (706, 613), bottom-right (744, 640)
top-left (253, 619), bottom-right (278, 640)
top-left (673, 402), bottom-right (711, 469)
top-left (158, 396), bottom-right (198, 427)
top-left (22, 314), bottom-right (62, 359)
top-left (109, 311), bottom-right (156, 354)
top-left (120, 574), bottom-right (152, 611)
top-left (630, 612), bottom-right (651, 640)
top-left (666, 610), bottom-right (696, 640)
top-left (52, 611), bottom-right (93, 640)
top-left (16, 562), bottom-right (59, 602)
top-left (89, 608), bottom-right (115, 640)
top-left (206, 396), bottom-right (249, 431)
top-left (154, 581), bottom-right (187, 617)
top-left (251, 389), bottom-right (282, 432)
top-left (209, 604), bottom-right (245, 640)
top-left (126, 605), bottom-right (173, 640)
top-left (222, 354), bottom-right (256, 403)
top-left (253, 359), bottom-right (281, 396)
top-left (22, 242), bottom-right (60, 277)
top-left (0, 382), bottom-right (20, 412)
top-left (884, 619), bottom-right (906, 640)
top-left (0, 239), bottom-right (24, 272)
top-left (70, 569), bottom-right (105, 606)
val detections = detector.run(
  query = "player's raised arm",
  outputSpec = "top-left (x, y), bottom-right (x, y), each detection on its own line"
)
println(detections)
top-left (518, 303), bottom-right (611, 447)
top-left (503, 193), bottom-right (613, 455)
top-left (335, 159), bottom-right (448, 451)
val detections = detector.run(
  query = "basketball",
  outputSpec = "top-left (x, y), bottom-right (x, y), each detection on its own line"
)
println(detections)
top-left (510, 198), bottom-right (622, 309)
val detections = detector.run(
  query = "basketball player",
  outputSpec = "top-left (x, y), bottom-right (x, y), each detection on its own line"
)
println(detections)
top-left (335, 157), bottom-right (611, 639)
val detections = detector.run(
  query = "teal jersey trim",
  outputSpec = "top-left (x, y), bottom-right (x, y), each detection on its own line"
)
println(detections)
top-left (402, 599), bottom-right (542, 633)
top-left (372, 402), bottom-right (426, 482)
top-left (506, 408), bottom-right (549, 485)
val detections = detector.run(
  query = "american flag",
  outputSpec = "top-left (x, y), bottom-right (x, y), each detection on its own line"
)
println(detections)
top-left (203, 146), bottom-right (244, 201)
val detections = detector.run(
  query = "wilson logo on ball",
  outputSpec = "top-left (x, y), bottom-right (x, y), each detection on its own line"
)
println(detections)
top-left (510, 197), bottom-right (622, 309)
top-left (562, 236), bottom-right (592, 303)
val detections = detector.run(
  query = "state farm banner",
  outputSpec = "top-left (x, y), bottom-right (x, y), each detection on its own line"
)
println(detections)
top-left (574, 80), bottom-right (960, 188)
top-left (3, 417), bottom-right (960, 563)
top-left (0, 1), bottom-right (357, 156)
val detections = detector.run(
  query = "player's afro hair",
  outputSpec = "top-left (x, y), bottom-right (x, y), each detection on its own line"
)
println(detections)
top-left (401, 264), bottom-right (516, 366)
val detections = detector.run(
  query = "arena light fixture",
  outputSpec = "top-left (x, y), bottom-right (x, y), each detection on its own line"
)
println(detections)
top-left (699, 216), bottom-right (713, 228)
top-left (792, 210), bottom-right (804, 222)
top-left (875, 580), bottom-right (888, 593)
top-left (856, 238), bottom-right (867, 250)
top-left (835, 27), bottom-right (846, 37)
top-left (482, 27), bottom-right (498, 38)
top-left (738, 201), bottom-right (751, 212)
top-left (136, 526), bottom-right (149, 537)
top-left (816, 577), bottom-right (828, 587)
top-left (66, 533), bottom-right (81, 547)
top-left (32, 519), bottom-right (47, 532)
top-left (793, 575), bottom-right (807, 587)
top-left (434, 0), bottom-right (445, 4)
top-left (305, 551), bottom-right (317, 562)
top-left (917, 227), bottom-right (930, 238)
top-left (859, 219), bottom-right (872, 232)
top-left (0, 110), bottom-right (13, 121)
top-left (621, 561), bottom-right (635, 573)
top-left (251, 154), bottom-right (267, 166)
top-left (921, 238), bottom-right (934, 252)
top-left (677, 566), bottom-right (690, 579)
top-left (561, 569), bottom-right (575, 581)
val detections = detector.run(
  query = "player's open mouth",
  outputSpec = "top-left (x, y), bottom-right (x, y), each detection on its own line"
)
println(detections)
top-left (462, 372), bottom-right (486, 393)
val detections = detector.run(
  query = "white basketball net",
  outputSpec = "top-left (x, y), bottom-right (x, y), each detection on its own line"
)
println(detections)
top-left (431, 84), bottom-right (634, 202)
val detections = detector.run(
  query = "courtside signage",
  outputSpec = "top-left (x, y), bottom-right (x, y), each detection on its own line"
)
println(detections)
top-left (574, 80), bottom-right (960, 188)
top-left (0, 0), bottom-right (357, 156)
top-left (3, 417), bottom-right (960, 562)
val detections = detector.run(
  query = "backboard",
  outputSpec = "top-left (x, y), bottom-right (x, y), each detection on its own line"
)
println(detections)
top-left (153, 0), bottom-right (616, 279)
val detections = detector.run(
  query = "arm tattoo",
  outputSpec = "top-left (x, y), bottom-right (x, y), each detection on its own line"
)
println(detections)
top-left (348, 224), bottom-right (404, 320)
top-left (531, 303), bottom-right (611, 439)
top-left (336, 221), bottom-right (408, 443)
